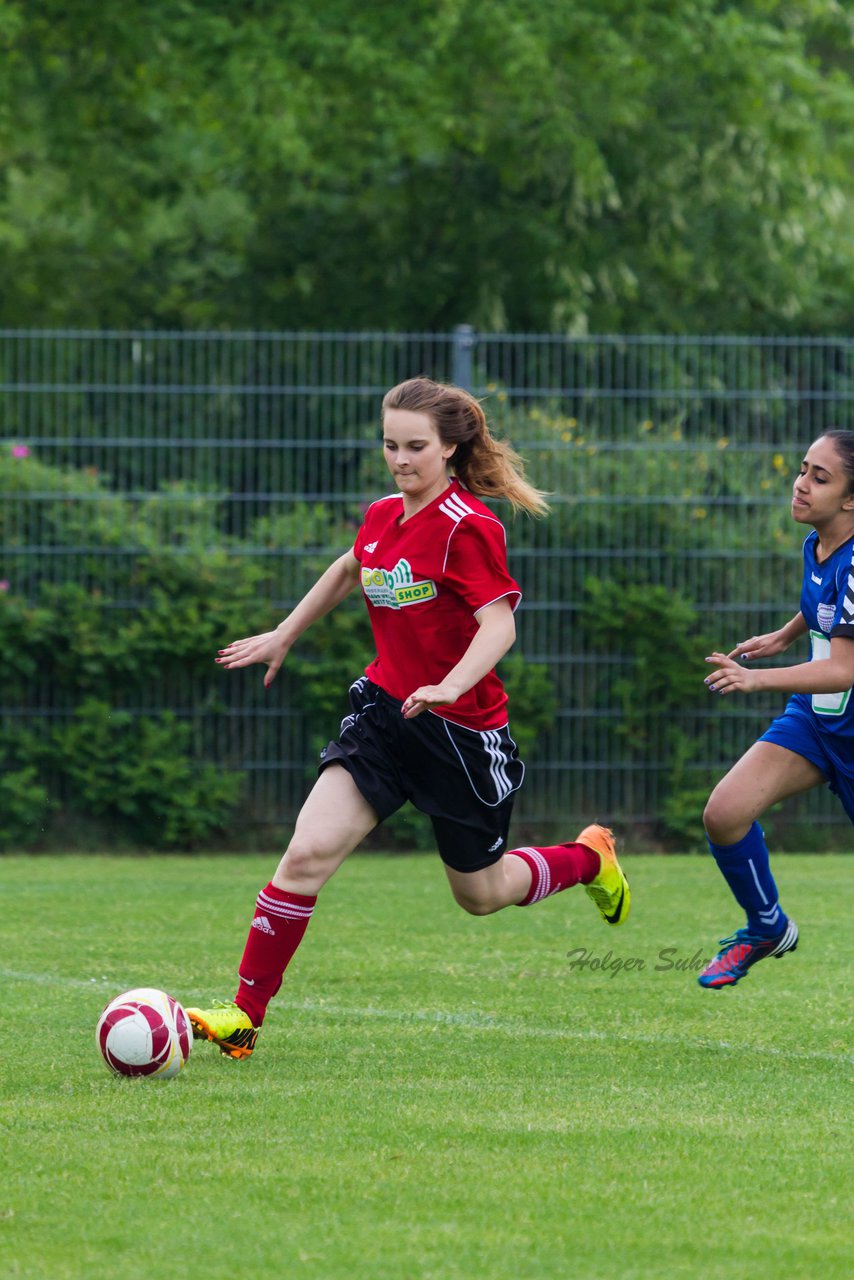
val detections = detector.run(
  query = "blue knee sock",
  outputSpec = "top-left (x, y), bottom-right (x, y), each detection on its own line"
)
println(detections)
top-left (706, 822), bottom-right (788, 936)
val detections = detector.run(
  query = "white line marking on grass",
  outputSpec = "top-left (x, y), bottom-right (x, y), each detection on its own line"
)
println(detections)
top-left (1, 969), bottom-right (115, 989)
top-left (4, 970), bottom-right (849, 1065)
top-left (271, 998), bottom-right (853, 1066)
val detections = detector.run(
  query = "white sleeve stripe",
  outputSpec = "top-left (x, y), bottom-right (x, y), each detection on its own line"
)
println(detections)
top-left (474, 590), bottom-right (522, 615)
top-left (841, 549), bottom-right (854, 626)
top-left (439, 492), bottom-right (476, 524)
top-left (440, 510), bottom-right (513, 576)
top-left (445, 491), bottom-right (474, 519)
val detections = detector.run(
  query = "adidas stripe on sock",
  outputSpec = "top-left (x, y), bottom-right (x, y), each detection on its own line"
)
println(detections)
top-left (511, 843), bottom-right (599, 906)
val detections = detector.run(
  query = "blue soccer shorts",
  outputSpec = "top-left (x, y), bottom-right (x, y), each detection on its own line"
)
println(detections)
top-left (760, 696), bottom-right (854, 825)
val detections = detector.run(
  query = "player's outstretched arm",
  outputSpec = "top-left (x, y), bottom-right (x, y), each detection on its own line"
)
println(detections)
top-left (401, 597), bottom-right (517, 719)
top-left (217, 550), bottom-right (361, 687)
top-left (705, 634), bottom-right (854, 697)
top-left (726, 612), bottom-right (807, 661)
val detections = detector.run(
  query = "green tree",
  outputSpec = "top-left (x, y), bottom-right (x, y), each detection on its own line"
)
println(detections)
top-left (0, 0), bottom-right (851, 333)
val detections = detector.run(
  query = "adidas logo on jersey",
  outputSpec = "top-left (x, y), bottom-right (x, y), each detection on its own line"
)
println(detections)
top-left (251, 914), bottom-right (276, 935)
top-left (439, 490), bottom-right (475, 524)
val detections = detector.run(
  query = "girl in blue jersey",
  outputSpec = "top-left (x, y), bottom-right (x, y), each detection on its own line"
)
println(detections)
top-left (697, 430), bottom-right (854, 988)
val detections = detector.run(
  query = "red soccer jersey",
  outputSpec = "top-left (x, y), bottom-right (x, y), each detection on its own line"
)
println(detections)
top-left (352, 479), bottom-right (521, 729)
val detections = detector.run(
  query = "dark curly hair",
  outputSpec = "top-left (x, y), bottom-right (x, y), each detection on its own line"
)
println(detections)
top-left (820, 430), bottom-right (854, 494)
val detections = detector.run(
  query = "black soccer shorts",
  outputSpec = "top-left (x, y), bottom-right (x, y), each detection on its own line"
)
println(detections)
top-left (318, 676), bottom-right (525, 872)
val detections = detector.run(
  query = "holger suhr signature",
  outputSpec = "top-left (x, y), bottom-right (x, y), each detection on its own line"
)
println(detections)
top-left (566, 947), bottom-right (711, 977)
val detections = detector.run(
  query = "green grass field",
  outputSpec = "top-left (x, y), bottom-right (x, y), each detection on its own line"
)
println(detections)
top-left (1, 852), bottom-right (851, 1280)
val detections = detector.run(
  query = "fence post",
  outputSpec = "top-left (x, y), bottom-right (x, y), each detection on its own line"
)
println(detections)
top-left (451, 324), bottom-right (476, 389)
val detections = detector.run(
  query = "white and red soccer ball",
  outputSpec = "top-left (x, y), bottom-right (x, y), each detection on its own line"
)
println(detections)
top-left (96, 987), bottom-right (192, 1079)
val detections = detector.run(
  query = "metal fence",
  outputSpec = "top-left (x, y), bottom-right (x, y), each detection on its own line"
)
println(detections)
top-left (2, 328), bottom-right (853, 845)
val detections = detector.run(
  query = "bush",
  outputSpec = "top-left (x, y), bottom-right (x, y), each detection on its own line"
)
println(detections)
top-left (0, 451), bottom-right (267, 850)
top-left (0, 416), bottom-right (831, 851)
top-left (0, 766), bottom-right (52, 849)
top-left (0, 448), bottom-right (387, 850)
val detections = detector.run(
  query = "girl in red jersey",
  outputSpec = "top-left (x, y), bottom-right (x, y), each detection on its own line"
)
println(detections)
top-left (187, 378), bottom-right (630, 1058)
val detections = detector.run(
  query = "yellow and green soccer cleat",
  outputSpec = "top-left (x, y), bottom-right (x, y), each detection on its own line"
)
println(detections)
top-left (577, 824), bottom-right (630, 926)
top-left (185, 1000), bottom-right (259, 1060)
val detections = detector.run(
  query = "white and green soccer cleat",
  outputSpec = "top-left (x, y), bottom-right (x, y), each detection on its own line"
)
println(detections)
top-left (185, 1000), bottom-right (259, 1060)
top-left (576, 824), bottom-right (631, 926)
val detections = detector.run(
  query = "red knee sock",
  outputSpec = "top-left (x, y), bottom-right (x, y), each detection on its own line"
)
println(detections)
top-left (234, 883), bottom-right (316, 1027)
top-left (511, 843), bottom-right (600, 905)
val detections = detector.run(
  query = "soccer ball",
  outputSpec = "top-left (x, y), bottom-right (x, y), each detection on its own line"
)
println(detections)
top-left (96, 987), bottom-right (192, 1079)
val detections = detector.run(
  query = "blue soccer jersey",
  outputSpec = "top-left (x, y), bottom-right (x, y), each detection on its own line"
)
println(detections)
top-left (760, 530), bottom-right (854, 821)
top-left (795, 529), bottom-right (854, 737)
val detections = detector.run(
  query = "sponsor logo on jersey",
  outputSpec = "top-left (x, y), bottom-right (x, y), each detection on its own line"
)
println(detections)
top-left (361, 558), bottom-right (437, 609)
top-left (817, 602), bottom-right (836, 633)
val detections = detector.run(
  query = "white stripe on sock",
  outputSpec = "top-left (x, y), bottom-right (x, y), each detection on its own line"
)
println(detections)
top-left (517, 847), bottom-right (551, 902)
top-left (257, 891), bottom-right (314, 920)
top-left (747, 858), bottom-right (770, 905)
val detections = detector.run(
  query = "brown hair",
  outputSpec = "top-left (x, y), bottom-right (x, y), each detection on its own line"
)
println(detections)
top-left (381, 377), bottom-right (549, 516)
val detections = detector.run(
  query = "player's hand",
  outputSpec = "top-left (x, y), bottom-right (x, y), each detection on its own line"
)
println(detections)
top-left (401, 682), bottom-right (460, 719)
top-left (726, 629), bottom-right (789, 661)
top-left (704, 651), bottom-right (761, 695)
top-left (216, 630), bottom-right (290, 688)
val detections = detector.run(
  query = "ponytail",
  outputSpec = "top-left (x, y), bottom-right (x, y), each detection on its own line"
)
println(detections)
top-left (381, 378), bottom-right (549, 516)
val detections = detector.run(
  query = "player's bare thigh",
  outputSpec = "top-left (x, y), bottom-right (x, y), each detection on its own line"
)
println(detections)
top-left (704, 740), bottom-right (826, 846)
top-left (272, 764), bottom-right (379, 894)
